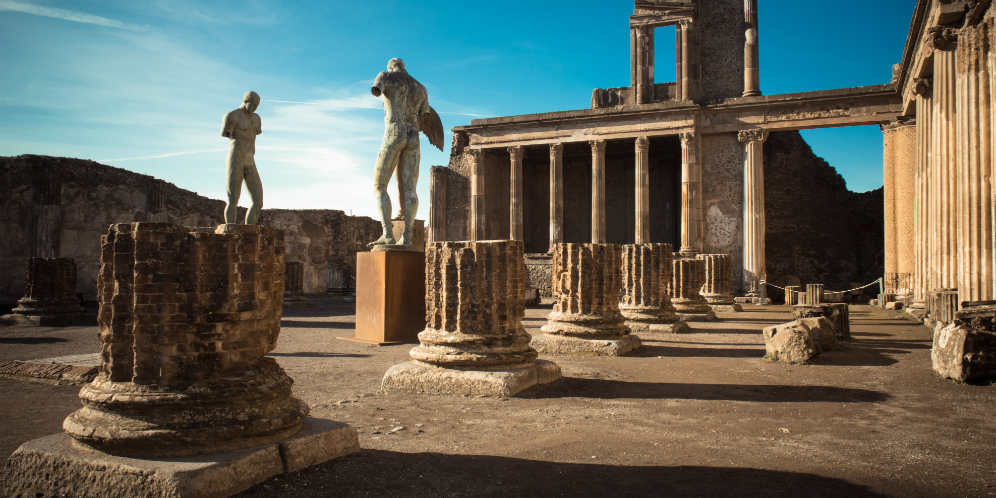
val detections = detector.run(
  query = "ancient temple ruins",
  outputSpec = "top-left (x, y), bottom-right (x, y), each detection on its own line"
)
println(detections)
top-left (430, 0), bottom-right (901, 299)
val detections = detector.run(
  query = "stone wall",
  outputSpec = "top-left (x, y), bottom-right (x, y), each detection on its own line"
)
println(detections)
top-left (698, 0), bottom-right (745, 102)
top-left (701, 133), bottom-right (744, 294)
top-left (0, 155), bottom-right (380, 301)
top-left (764, 131), bottom-right (884, 300)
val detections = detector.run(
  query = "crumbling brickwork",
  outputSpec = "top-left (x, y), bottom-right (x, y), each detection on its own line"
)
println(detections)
top-left (619, 243), bottom-right (679, 327)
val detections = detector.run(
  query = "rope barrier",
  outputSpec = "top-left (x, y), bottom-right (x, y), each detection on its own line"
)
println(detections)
top-left (765, 277), bottom-right (882, 294)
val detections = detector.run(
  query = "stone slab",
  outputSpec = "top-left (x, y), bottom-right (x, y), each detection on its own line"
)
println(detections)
top-left (381, 360), bottom-right (561, 397)
top-left (932, 322), bottom-right (996, 382)
top-left (350, 251), bottom-right (425, 344)
top-left (676, 311), bottom-right (717, 322)
top-left (885, 301), bottom-right (904, 310)
top-left (2, 417), bottom-right (359, 498)
top-left (626, 321), bottom-right (689, 333)
top-left (531, 334), bottom-right (641, 356)
top-left (710, 304), bottom-right (742, 312)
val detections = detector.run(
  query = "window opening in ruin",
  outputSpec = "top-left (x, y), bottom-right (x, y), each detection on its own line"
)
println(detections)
top-left (654, 25), bottom-right (678, 101)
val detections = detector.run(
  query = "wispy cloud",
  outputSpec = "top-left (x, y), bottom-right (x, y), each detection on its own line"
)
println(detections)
top-left (0, 0), bottom-right (144, 30)
top-left (97, 148), bottom-right (227, 163)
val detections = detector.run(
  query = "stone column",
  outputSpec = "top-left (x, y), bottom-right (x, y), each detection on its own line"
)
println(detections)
top-left (784, 285), bottom-right (801, 305)
top-left (283, 261), bottom-right (310, 307)
top-left (882, 124), bottom-right (898, 293)
top-left (509, 146), bottom-right (524, 241)
top-left (680, 20), bottom-right (696, 101)
top-left (697, 253), bottom-right (739, 311)
top-left (956, 21), bottom-right (995, 303)
top-left (619, 243), bottom-right (685, 333)
top-left (63, 223), bottom-right (316, 457)
top-left (931, 29), bottom-right (959, 291)
top-left (10, 257), bottom-right (83, 322)
top-left (383, 240), bottom-right (560, 397)
top-left (428, 165), bottom-right (447, 243)
top-left (679, 132), bottom-right (702, 255)
top-left (470, 149), bottom-right (486, 241)
top-left (635, 136), bottom-right (650, 244)
top-left (743, 0), bottom-right (761, 97)
top-left (738, 129), bottom-right (769, 298)
top-left (549, 143), bottom-right (564, 252)
top-left (591, 140), bottom-right (606, 243)
top-left (913, 79), bottom-right (932, 304)
top-left (634, 25), bottom-right (653, 104)
top-left (893, 122), bottom-right (917, 295)
top-left (670, 256), bottom-right (716, 321)
top-left (534, 243), bottom-right (641, 356)
top-left (806, 284), bottom-right (824, 306)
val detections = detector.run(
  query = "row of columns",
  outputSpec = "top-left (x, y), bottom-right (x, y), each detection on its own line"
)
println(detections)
top-left (468, 129), bottom-right (770, 295)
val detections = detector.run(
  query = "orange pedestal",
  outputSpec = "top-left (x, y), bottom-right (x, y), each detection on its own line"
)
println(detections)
top-left (345, 251), bottom-right (426, 345)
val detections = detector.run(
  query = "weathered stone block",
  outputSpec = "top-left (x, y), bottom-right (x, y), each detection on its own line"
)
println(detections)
top-left (793, 303), bottom-right (851, 339)
top-left (383, 240), bottom-right (560, 396)
top-left (762, 317), bottom-right (836, 363)
top-left (931, 305), bottom-right (996, 382)
top-left (886, 301), bottom-right (904, 310)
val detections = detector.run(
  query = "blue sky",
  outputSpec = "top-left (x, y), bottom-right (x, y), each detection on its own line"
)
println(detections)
top-left (0, 0), bottom-right (915, 219)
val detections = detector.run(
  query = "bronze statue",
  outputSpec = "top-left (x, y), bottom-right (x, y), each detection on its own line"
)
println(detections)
top-left (368, 58), bottom-right (443, 248)
top-left (221, 91), bottom-right (263, 225)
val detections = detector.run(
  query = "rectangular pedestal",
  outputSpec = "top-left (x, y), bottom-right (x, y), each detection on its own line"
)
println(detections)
top-left (350, 251), bottom-right (426, 344)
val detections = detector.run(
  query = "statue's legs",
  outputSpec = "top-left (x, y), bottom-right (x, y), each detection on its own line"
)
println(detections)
top-left (224, 151), bottom-right (246, 224)
top-left (399, 128), bottom-right (420, 245)
top-left (369, 126), bottom-right (405, 247)
top-left (243, 162), bottom-right (264, 225)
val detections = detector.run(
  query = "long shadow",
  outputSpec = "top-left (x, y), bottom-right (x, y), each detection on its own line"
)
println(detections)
top-left (633, 344), bottom-right (764, 359)
top-left (267, 352), bottom-right (371, 358)
top-left (0, 337), bottom-right (68, 344)
top-left (522, 378), bottom-right (890, 402)
top-left (280, 320), bottom-right (355, 330)
top-left (234, 450), bottom-right (889, 498)
top-left (722, 317), bottom-right (791, 323)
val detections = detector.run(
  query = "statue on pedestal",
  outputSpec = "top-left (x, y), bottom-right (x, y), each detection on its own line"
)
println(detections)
top-left (368, 58), bottom-right (443, 249)
top-left (221, 91), bottom-right (264, 225)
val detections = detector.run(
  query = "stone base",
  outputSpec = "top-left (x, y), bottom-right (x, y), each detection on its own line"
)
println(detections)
top-left (381, 360), bottom-right (561, 397)
top-left (12, 297), bottom-right (84, 316)
top-left (932, 322), bottom-right (996, 382)
top-left (0, 313), bottom-right (91, 326)
top-left (2, 417), bottom-right (359, 498)
top-left (710, 304), bottom-right (742, 312)
top-left (676, 311), bottom-right (717, 322)
top-left (371, 244), bottom-right (417, 252)
top-left (625, 321), bottom-right (689, 333)
top-left (531, 333), bottom-right (641, 356)
top-left (885, 301), bottom-right (904, 310)
top-left (352, 250), bottom-right (426, 344)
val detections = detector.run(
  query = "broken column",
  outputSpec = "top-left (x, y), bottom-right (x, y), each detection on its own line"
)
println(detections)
top-left (670, 256), bottom-right (716, 321)
top-left (697, 253), bottom-right (740, 312)
top-left (619, 243), bottom-right (686, 333)
top-left (4, 223), bottom-right (359, 498)
top-left (533, 243), bottom-right (641, 355)
top-left (8, 257), bottom-right (83, 324)
top-left (805, 284), bottom-right (824, 305)
top-left (793, 303), bottom-right (851, 340)
top-left (926, 288), bottom-right (960, 328)
top-left (283, 261), bottom-right (311, 308)
top-left (932, 304), bottom-right (996, 382)
top-left (382, 240), bottom-right (560, 396)
top-left (784, 285), bottom-right (801, 305)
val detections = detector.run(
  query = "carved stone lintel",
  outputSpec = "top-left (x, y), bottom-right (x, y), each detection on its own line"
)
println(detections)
top-left (927, 27), bottom-right (958, 51)
top-left (737, 129), bottom-right (769, 143)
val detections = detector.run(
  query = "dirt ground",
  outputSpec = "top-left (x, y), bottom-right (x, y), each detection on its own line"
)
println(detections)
top-left (1, 297), bottom-right (994, 498)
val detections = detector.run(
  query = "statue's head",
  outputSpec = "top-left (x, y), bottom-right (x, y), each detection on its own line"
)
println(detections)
top-left (243, 91), bottom-right (261, 112)
top-left (387, 58), bottom-right (406, 73)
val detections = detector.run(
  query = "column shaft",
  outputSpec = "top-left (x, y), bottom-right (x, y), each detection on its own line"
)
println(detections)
top-left (679, 132), bottom-right (701, 254)
top-left (509, 146), bottom-right (524, 241)
top-left (882, 125), bottom-right (897, 292)
top-left (895, 123), bottom-right (917, 294)
top-left (549, 143), bottom-right (563, 251)
top-left (591, 140), bottom-right (606, 243)
top-left (743, 0), bottom-right (760, 97)
top-left (914, 88), bottom-right (932, 301)
top-left (739, 129), bottom-right (768, 297)
top-left (635, 137), bottom-right (650, 244)
top-left (934, 47), bottom-right (959, 289)
top-left (470, 150), bottom-right (486, 241)
top-left (680, 21), bottom-right (694, 101)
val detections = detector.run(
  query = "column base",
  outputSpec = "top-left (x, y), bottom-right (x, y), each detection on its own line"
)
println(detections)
top-left (675, 311), bottom-right (717, 322)
top-left (709, 304), bottom-right (742, 312)
top-left (12, 297), bottom-right (83, 316)
top-left (381, 360), bottom-right (561, 397)
top-left (2, 417), bottom-right (359, 498)
top-left (531, 333), bottom-right (641, 356)
top-left (625, 321), bottom-right (690, 333)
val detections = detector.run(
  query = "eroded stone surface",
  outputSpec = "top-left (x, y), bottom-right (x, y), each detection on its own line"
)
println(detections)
top-left (382, 360), bottom-right (561, 397)
top-left (793, 303), bottom-right (851, 339)
top-left (62, 223), bottom-right (308, 458)
top-left (931, 305), bottom-right (996, 382)
top-left (670, 257), bottom-right (714, 319)
top-left (619, 243), bottom-right (681, 330)
top-left (763, 317), bottom-right (836, 363)
top-left (697, 253), bottom-right (735, 305)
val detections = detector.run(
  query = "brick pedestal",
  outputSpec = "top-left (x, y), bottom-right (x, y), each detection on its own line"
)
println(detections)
top-left (619, 244), bottom-right (686, 333)
top-left (534, 243), bottom-right (641, 355)
top-left (382, 240), bottom-right (560, 396)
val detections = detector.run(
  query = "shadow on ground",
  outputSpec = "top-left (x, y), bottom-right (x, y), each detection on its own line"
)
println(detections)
top-left (521, 378), bottom-right (890, 402)
top-left (0, 337), bottom-right (68, 345)
top-left (234, 449), bottom-right (889, 498)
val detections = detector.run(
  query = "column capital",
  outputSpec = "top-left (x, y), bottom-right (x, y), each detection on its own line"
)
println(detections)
top-left (679, 18), bottom-right (693, 29)
top-left (507, 145), bottom-right (523, 161)
top-left (635, 136), bottom-right (649, 152)
top-left (679, 132), bottom-right (697, 148)
top-left (737, 129), bottom-right (768, 144)
top-left (912, 77), bottom-right (933, 98)
top-left (926, 27), bottom-right (958, 51)
top-left (589, 139), bottom-right (606, 153)
top-left (549, 142), bottom-right (563, 157)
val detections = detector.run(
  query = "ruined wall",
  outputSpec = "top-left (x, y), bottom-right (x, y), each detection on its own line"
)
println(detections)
top-left (0, 155), bottom-right (380, 301)
top-left (701, 133), bottom-right (745, 295)
top-left (698, 0), bottom-right (745, 102)
top-left (764, 131), bottom-right (884, 300)
top-left (446, 135), bottom-right (473, 242)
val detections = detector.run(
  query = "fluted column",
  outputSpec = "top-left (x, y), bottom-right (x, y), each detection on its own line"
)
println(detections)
top-left (509, 146), bottom-right (524, 241)
top-left (738, 129), bottom-right (768, 298)
top-left (913, 79), bottom-right (932, 303)
top-left (931, 29), bottom-right (959, 291)
top-left (670, 256), bottom-right (716, 320)
top-left (679, 132), bottom-right (702, 255)
top-left (697, 253), bottom-right (735, 305)
top-left (549, 143), bottom-right (563, 252)
top-left (535, 243), bottom-right (641, 356)
top-left (634, 25), bottom-right (653, 104)
top-left (895, 122), bottom-right (917, 294)
top-left (470, 149), bottom-right (486, 241)
top-left (882, 124), bottom-right (898, 292)
top-left (591, 140), bottom-right (606, 243)
top-left (956, 21), bottom-right (995, 303)
top-left (619, 243), bottom-right (683, 332)
top-left (635, 136), bottom-right (650, 244)
top-left (743, 0), bottom-right (761, 97)
top-left (680, 20), bottom-right (696, 101)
